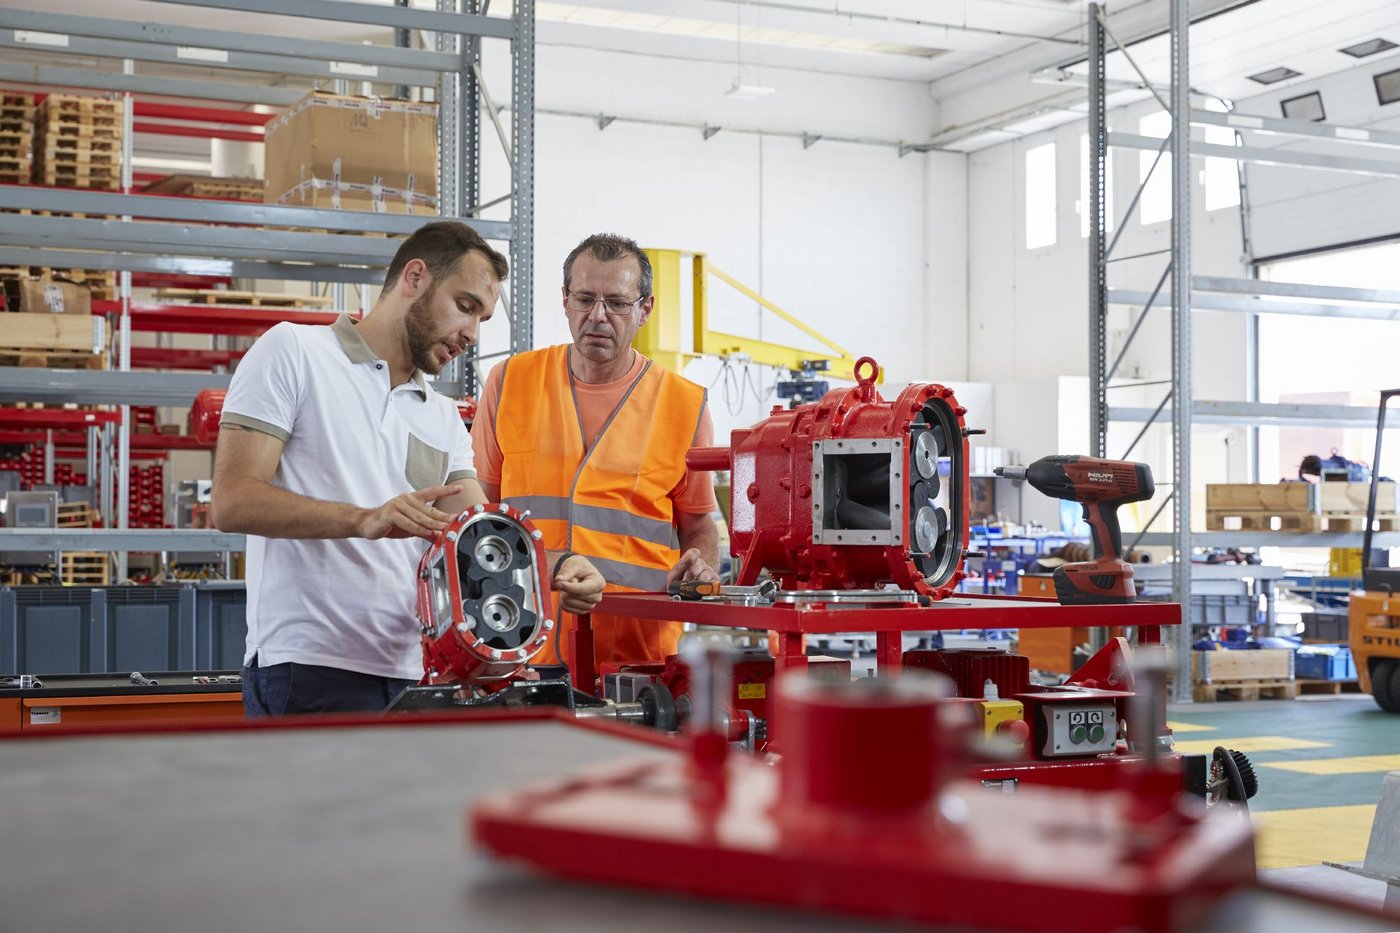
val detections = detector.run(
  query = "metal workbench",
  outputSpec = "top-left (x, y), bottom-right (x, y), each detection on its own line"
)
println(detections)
top-left (0, 714), bottom-right (1392, 932)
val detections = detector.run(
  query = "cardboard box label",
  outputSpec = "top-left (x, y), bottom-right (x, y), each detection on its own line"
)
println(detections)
top-left (43, 283), bottom-right (64, 313)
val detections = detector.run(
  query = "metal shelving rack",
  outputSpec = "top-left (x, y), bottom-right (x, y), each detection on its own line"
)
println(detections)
top-left (1086, 0), bottom-right (1400, 699)
top-left (0, 0), bottom-right (534, 564)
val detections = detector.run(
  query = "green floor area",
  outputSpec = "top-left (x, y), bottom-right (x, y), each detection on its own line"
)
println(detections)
top-left (1168, 694), bottom-right (1400, 812)
top-left (1168, 693), bottom-right (1400, 872)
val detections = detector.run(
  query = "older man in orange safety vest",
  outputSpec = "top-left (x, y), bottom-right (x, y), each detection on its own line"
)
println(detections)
top-left (473, 233), bottom-right (720, 665)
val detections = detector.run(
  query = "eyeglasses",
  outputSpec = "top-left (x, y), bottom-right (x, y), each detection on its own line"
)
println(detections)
top-left (565, 291), bottom-right (644, 317)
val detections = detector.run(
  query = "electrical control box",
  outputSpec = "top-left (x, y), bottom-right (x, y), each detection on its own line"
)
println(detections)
top-left (1038, 703), bottom-right (1117, 758)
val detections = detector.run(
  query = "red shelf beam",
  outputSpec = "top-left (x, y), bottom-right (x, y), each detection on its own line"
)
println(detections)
top-left (134, 102), bottom-right (274, 127)
top-left (0, 430), bottom-right (210, 451)
top-left (93, 300), bottom-right (350, 337)
top-left (0, 408), bottom-right (122, 430)
top-left (129, 347), bottom-right (246, 370)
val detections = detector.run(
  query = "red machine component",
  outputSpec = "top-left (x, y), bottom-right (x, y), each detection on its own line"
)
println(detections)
top-left (417, 503), bottom-right (555, 686)
top-left (602, 651), bottom-right (852, 750)
top-left (190, 389), bottom-right (226, 447)
top-left (474, 670), bottom-right (1257, 932)
top-left (903, 646), bottom-right (1030, 699)
top-left (686, 356), bottom-right (971, 598)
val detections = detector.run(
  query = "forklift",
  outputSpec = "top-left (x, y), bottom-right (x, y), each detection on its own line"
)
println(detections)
top-left (1351, 388), bottom-right (1400, 712)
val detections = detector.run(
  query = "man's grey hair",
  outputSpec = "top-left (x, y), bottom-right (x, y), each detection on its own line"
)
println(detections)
top-left (562, 233), bottom-right (653, 300)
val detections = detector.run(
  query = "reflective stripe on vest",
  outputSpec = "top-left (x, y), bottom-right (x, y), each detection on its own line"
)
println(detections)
top-left (502, 494), bottom-right (679, 549)
top-left (495, 345), bottom-right (705, 591)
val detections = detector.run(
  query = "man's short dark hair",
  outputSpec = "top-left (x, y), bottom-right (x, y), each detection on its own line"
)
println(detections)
top-left (563, 233), bottom-right (653, 300)
top-left (381, 221), bottom-right (508, 299)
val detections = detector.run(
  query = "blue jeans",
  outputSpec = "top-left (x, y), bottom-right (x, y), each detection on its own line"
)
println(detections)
top-left (242, 655), bottom-right (417, 717)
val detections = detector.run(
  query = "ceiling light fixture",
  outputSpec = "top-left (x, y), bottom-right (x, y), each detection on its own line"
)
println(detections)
top-left (535, 3), bottom-right (940, 59)
top-left (725, 80), bottom-right (777, 101)
top-left (1247, 66), bottom-right (1302, 85)
top-left (1340, 38), bottom-right (1398, 58)
top-left (1280, 91), bottom-right (1325, 122)
top-left (1376, 67), bottom-right (1400, 106)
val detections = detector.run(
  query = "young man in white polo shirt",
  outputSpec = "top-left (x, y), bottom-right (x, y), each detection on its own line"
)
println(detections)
top-left (212, 222), bottom-right (605, 715)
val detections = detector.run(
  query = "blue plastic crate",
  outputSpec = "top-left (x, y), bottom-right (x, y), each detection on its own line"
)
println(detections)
top-left (1294, 645), bottom-right (1356, 681)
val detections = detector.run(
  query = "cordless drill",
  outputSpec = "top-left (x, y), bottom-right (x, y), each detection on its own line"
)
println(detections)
top-left (995, 455), bottom-right (1154, 605)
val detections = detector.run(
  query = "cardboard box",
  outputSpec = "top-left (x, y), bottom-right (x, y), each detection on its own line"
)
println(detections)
top-left (264, 91), bottom-right (437, 205)
top-left (18, 279), bottom-right (92, 316)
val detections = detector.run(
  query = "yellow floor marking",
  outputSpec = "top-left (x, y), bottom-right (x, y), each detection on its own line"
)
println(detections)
top-left (1259, 753), bottom-right (1400, 775)
top-left (1165, 721), bottom-right (1216, 733)
top-left (1173, 736), bottom-right (1330, 755)
top-left (1254, 804), bottom-right (1375, 869)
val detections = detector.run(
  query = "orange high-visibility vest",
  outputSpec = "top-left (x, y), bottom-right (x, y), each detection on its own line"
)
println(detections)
top-left (495, 344), bottom-right (706, 665)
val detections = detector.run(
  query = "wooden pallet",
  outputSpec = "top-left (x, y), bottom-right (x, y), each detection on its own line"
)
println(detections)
top-left (0, 349), bottom-right (108, 369)
top-left (61, 552), bottom-right (110, 586)
top-left (1206, 510), bottom-right (1400, 532)
top-left (152, 288), bottom-right (332, 308)
top-left (57, 503), bottom-right (99, 528)
top-left (38, 143), bottom-right (122, 162)
top-left (34, 171), bottom-right (122, 191)
top-left (1191, 678), bottom-right (1298, 703)
top-left (144, 174), bottom-right (264, 202)
top-left (38, 94), bottom-right (123, 123)
top-left (0, 90), bottom-right (36, 109)
top-left (1296, 678), bottom-right (1363, 696)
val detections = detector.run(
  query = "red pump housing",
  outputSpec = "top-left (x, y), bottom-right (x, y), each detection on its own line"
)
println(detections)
top-left (687, 356), bottom-right (971, 598)
top-left (417, 503), bottom-right (555, 686)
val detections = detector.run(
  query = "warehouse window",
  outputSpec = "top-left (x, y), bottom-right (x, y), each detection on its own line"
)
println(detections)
top-left (1256, 241), bottom-right (1400, 484)
top-left (1202, 99), bottom-right (1241, 211)
top-left (1138, 110), bottom-right (1172, 225)
top-left (1025, 141), bottom-right (1057, 249)
top-left (1079, 134), bottom-right (1115, 237)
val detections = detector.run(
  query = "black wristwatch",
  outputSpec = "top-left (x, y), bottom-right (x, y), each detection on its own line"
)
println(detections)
top-left (551, 551), bottom-right (578, 579)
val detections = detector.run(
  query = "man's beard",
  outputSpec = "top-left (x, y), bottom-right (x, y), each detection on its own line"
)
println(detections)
top-left (404, 287), bottom-right (451, 375)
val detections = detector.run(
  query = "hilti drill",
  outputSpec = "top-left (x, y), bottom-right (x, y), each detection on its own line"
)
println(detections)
top-left (995, 455), bottom-right (1155, 605)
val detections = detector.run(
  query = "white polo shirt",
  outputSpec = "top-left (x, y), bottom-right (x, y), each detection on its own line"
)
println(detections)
top-left (222, 314), bottom-right (475, 680)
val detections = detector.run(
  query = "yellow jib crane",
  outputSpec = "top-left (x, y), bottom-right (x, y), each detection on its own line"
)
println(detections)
top-left (636, 248), bottom-right (875, 385)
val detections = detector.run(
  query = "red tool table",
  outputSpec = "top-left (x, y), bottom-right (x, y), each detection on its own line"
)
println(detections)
top-left (571, 592), bottom-right (1178, 702)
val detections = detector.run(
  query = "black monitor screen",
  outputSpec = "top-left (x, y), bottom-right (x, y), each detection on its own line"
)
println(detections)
top-left (14, 505), bottom-right (49, 526)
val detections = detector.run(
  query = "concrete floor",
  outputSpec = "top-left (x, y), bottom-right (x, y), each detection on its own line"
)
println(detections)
top-left (1167, 692), bottom-right (1399, 910)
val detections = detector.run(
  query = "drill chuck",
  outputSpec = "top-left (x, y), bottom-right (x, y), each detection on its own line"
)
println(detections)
top-left (994, 465), bottom-right (1028, 481)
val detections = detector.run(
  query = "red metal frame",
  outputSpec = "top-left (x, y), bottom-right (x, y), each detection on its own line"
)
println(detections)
top-left (472, 672), bottom-right (1255, 933)
top-left (585, 592), bottom-right (1174, 679)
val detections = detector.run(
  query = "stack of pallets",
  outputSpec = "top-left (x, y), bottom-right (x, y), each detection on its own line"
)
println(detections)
top-left (0, 90), bottom-right (34, 186)
top-left (33, 93), bottom-right (123, 191)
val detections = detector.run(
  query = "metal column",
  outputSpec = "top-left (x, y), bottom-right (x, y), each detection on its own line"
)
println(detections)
top-left (509, 0), bottom-right (534, 355)
top-left (1169, 0), bottom-right (1193, 702)
top-left (459, 0), bottom-right (483, 397)
top-left (1088, 4), bottom-right (1107, 461)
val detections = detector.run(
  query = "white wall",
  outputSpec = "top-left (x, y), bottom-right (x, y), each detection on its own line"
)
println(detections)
top-left (964, 102), bottom-right (1256, 521)
top-left (468, 42), bottom-right (955, 442)
top-left (1235, 50), bottom-right (1400, 259)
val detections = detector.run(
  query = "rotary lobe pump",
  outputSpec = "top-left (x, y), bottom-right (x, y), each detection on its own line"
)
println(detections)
top-left (686, 356), bottom-right (973, 598)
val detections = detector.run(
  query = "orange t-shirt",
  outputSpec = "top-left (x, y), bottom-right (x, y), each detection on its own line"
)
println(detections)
top-left (473, 350), bottom-right (719, 515)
